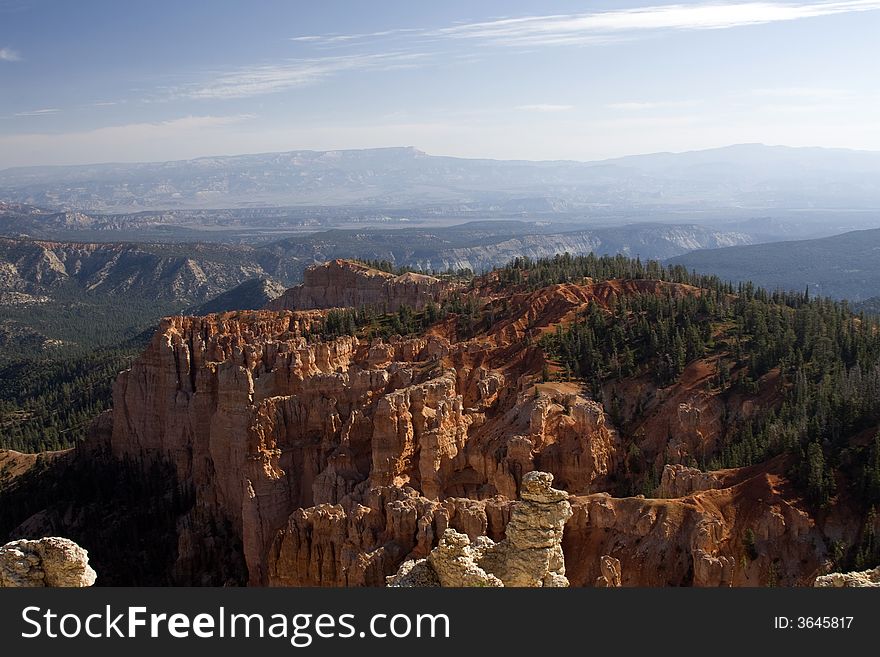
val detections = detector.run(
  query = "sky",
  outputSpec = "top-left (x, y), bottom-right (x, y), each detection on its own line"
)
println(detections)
top-left (1, 0), bottom-right (879, 168)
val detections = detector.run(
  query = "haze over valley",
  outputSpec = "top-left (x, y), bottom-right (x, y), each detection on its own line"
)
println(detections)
top-left (4, 143), bottom-right (880, 214)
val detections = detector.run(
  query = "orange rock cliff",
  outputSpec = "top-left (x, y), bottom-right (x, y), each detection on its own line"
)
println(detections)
top-left (87, 260), bottom-right (850, 586)
top-left (266, 259), bottom-right (449, 313)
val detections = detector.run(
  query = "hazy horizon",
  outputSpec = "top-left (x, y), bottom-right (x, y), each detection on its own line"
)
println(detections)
top-left (4, 140), bottom-right (880, 172)
top-left (2, 0), bottom-right (880, 168)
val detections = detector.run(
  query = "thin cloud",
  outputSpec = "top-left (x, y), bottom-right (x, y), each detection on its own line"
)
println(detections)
top-left (291, 1), bottom-right (880, 49)
top-left (177, 52), bottom-right (425, 100)
top-left (290, 27), bottom-right (424, 45)
top-left (433, 1), bottom-right (880, 46)
top-left (516, 104), bottom-right (574, 112)
top-left (14, 108), bottom-right (60, 116)
top-left (0, 46), bottom-right (21, 61)
top-left (181, 3), bottom-right (880, 103)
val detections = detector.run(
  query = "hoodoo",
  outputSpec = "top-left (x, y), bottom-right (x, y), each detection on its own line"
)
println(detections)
top-left (5, 255), bottom-right (878, 587)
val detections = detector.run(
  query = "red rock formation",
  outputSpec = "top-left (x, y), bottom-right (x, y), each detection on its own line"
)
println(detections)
top-left (266, 259), bottom-right (450, 312)
top-left (94, 271), bottom-right (841, 587)
top-left (563, 459), bottom-right (822, 587)
top-left (101, 299), bottom-right (621, 585)
top-left (657, 464), bottom-right (722, 498)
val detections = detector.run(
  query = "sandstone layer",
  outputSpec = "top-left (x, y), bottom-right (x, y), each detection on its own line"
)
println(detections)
top-left (266, 259), bottom-right (448, 312)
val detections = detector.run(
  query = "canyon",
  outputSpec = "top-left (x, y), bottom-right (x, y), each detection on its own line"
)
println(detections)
top-left (2, 258), bottom-right (876, 587)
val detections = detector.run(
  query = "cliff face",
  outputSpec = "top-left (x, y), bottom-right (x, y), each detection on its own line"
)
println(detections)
top-left (101, 296), bottom-right (620, 585)
top-left (564, 460), bottom-right (822, 587)
top-left (89, 270), bottom-right (851, 587)
top-left (266, 260), bottom-right (448, 312)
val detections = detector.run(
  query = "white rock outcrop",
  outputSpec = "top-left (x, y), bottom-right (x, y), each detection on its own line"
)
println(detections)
top-left (0, 537), bottom-right (97, 587)
top-left (387, 470), bottom-right (572, 587)
top-left (814, 566), bottom-right (880, 588)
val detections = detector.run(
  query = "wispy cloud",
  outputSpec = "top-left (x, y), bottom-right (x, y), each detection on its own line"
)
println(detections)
top-left (434, 1), bottom-right (880, 46)
top-left (14, 108), bottom-right (60, 117)
top-left (291, 28), bottom-right (423, 45)
top-left (292, 1), bottom-right (880, 49)
top-left (176, 52), bottom-right (424, 100)
top-left (516, 104), bottom-right (574, 112)
top-left (167, 2), bottom-right (880, 104)
top-left (0, 46), bottom-right (21, 62)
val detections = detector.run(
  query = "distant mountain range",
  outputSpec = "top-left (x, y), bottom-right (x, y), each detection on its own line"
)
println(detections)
top-left (669, 227), bottom-right (880, 301)
top-left (3, 144), bottom-right (880, 212)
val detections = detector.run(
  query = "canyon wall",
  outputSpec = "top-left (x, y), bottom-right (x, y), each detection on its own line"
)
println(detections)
top-left (266, 259), bottom-right (448, 312)
top-left (93, 270), bottom-right (840, 587)
top-left (100, 305), bottom-right (622, 585)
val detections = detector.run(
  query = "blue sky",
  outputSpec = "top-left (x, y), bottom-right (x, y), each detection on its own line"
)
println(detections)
top-left (1, 0), bottom-right (879, 167)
